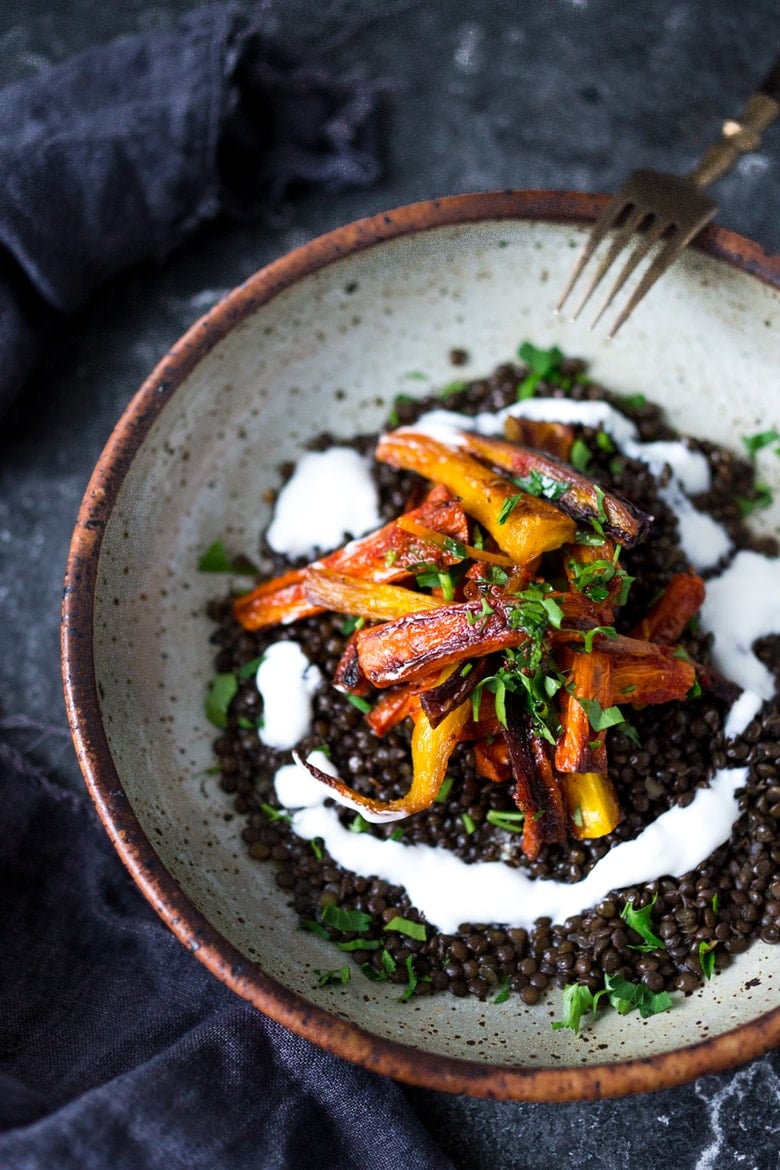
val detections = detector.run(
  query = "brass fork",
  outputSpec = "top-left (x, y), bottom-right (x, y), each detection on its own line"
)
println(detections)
top-left (556, 56), bottom-right (780, 338)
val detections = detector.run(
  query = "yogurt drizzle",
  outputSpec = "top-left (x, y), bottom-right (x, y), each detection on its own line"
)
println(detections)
top-left (260, 396), bottom-right (779, 931)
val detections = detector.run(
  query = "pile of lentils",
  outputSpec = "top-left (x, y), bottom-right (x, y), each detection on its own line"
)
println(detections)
top-left (206, 350), bottom-right (780, 1005)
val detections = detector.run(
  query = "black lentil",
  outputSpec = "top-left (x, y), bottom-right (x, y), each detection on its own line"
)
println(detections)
top-left (206, 353), bottom-right (780, 1009)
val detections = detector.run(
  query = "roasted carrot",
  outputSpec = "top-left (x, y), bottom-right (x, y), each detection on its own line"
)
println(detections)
top-left (628, 572), bottom-right (705, 644)
top-left (502, 700), bottom-right (567, 859)
top-left (503, 415), bottom-right (575, 460)
top-left (554, 647), bottom-right (612, 775)
top-left (303, 568), bottom-right (442, 622)
top-left (375, 430), bottom-right (576, 563)
top-left (558, 771), bottom-right (622, 840)
top-left (355, 598), bottom-right (529, 689)
top-left (234, 484), bottom-right (467, 630)
top-left (455, 430), bottom-right (652, 547)
top-left (293, 698), bottom-right (471, 821)
top-left (473, 738), bottom-right (511, 783)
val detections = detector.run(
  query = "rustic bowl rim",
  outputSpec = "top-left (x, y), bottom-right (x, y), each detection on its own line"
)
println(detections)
top-left (61, 189), bottom-right (780, 1102)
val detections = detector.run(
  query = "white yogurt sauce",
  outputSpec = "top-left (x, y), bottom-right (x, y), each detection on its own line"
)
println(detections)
top-left (699, 550), bottom-right (780, 737)
top-left (255, 641), bottom-right (322, 750)
top-left (261, 395), bottom-right (778, 930)
top-left (275, 752), bottom-right (747, 933)
top-left (265, 447), bottom-right (381, 559)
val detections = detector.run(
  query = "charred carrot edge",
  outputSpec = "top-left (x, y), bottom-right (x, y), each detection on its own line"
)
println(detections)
top-left (554, 648), bottom-right (612, 774)
top-left (293, 697), bottom-right (471, 821)
top-left (456, 429), bottom-right (653, 548)
top-left (503, 415), bottom-right (576, 461)
top-left (354, 598), bottom-right (529, 689)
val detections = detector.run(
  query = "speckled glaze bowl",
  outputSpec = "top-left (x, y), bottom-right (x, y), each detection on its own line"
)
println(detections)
top-left (62, 191), bottom-right (780, 1101)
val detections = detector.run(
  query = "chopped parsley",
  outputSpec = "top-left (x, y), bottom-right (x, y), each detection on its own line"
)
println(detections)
top-left (320, 904), bottom-right (372, 933)
top-left (515, 341), bottom-right (566, 399)
top-left (738, 482), bottom-right (773, 515)
top-left (384, 916), bottom-right (427, 941)
top-left (486, 809), bottom-right (525, 833)
top-left (698, 940), bottom-right (718, 980)
top-left (497, 495), bottom-right (522, 524)
top-left (205, 672), bottom-right (239, 728)
top-left (569, 437), bottom-right (592, 471)
top-left (198, 539), bottom-right (258, 575)
top-left (513, 468), bottom-right (571, 502)
top-left (742, 428), bottom-right (780, 459)
top-left (552, 973), bottom-right (673, 1032)
top-left (314, 965), bottom-right (351, 987)
top-left (346, 693), bottom-right (373, 715)
top-left (620, 894), bottom-right (665, 952)
top-left (494, 976), bottom-right (511, 1004)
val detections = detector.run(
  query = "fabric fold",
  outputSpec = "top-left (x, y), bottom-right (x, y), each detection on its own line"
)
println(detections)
top-left (0, 3), bottom-right (382, 413)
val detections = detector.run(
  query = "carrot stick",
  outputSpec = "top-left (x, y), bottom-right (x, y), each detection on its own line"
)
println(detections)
top-left (375, 430), bottom-right (576, 563)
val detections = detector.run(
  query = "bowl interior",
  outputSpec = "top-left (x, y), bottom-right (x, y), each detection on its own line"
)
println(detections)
top-left (76, 205), bottom-right (780, 1097)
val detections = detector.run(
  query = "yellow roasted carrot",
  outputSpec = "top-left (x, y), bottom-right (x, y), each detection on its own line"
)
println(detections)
top-left (375, 430), bottom-right (575, 563)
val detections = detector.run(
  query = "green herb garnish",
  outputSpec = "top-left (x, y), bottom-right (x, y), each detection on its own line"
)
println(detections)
top-left (494, 977), bottom-right (511, 1004)
top-left (486, 809), bottom-right (525, 833)
top-left (497, 495), bottom-right (522, 524)
top-left (205, 672), bottom-right (239, 728)
top-left (461, 812), bottom-right (477, 835)
top-left (620, 894), bottom-right (665, 952)
top-left (516, 341), bottom-right (566, 398)
top-left (315, 965), bottom-right (351, 987)
top-left (198, 539), bottom-right (257, 575)
top-left (698, 940), bottom-right (718, 980)
top-left (384, 917), bottom-right (427, 942)
top-left (346, 693), bottom-right (373, 715)
top-left (320, 904), bottom-right (372, 933)
top-left (742, 429), bottom-right (780, 459)
top-left (569, 437), bottom-right (592, 471)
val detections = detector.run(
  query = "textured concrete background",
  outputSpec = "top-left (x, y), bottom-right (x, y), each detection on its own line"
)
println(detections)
top-left (1, 2), bottom-right (778, 1165)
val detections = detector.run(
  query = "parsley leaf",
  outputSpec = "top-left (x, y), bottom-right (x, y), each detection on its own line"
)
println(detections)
top-left (314, 965), bottom-right (351, 987)
top-left (384, 916), bottom-right (427, 941)
top-left (620, 894), bottom-right (665, 952)
top-left (320, 904), bottom-right (372, 933)
top-left (205, 672), bottom-right (239, 728)
top-left (698, 940), bottom-right (718, 980)
top-left (551, 983), bottom-right (604, 1032)
top-left (603, 973), bottom-right (673, 1018)
top-left (742, 429), bottom-right (780, 459)
top-left (516, 341), bottom-right (566, 398)
top-left (198, 539), bottom-right (258, 575)
top-left (569, 437), bottom-right (592, 471)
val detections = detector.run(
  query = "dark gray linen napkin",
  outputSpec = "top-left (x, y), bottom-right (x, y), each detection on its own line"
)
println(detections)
top-left (0, 1), bottom-right (380, 413)
top-left (0, 6), bottom-right (452, 1167)
top-left (0, 742), bottom-right (452, 1169)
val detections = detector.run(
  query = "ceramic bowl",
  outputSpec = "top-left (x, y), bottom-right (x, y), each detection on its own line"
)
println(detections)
top-left (62, 191), bottom-right (780, 1100)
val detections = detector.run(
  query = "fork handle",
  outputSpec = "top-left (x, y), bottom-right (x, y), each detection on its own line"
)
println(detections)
top-left (688, 55), bottom-right (780, 189)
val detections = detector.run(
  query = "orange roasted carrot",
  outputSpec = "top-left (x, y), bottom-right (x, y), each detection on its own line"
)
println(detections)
top-left (554, 647), bottom-right (612, 775)
top-left (234, 484), bottom-right (467, 630)
top-left (473, 738), bottom-right (511, 783)
top-left (628, 572), bottom-right (705, 644)
top-left (355, 598), bottom-right (529, 688)
top-left (365, 687), bottom-right (422, 736)
top-left (294, 697), bottom-right (471, 821)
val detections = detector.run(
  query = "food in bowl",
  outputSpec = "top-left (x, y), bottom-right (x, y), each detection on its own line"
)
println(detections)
top-left (203, 342), bottom-right (780, 1027)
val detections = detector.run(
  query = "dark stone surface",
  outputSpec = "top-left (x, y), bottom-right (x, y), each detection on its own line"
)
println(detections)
top-left (1, 2), bottom-right (778, 1166)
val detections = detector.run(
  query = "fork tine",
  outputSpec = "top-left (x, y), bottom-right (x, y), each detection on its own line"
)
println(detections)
top-left (588, 217), bottom-right (671, 330)
top-left (554, 194), bottom-right (636, 313)
top-left (605, 227), bottom-right (698, 338)
top-left (568, 204), bottom-right (655, 321)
